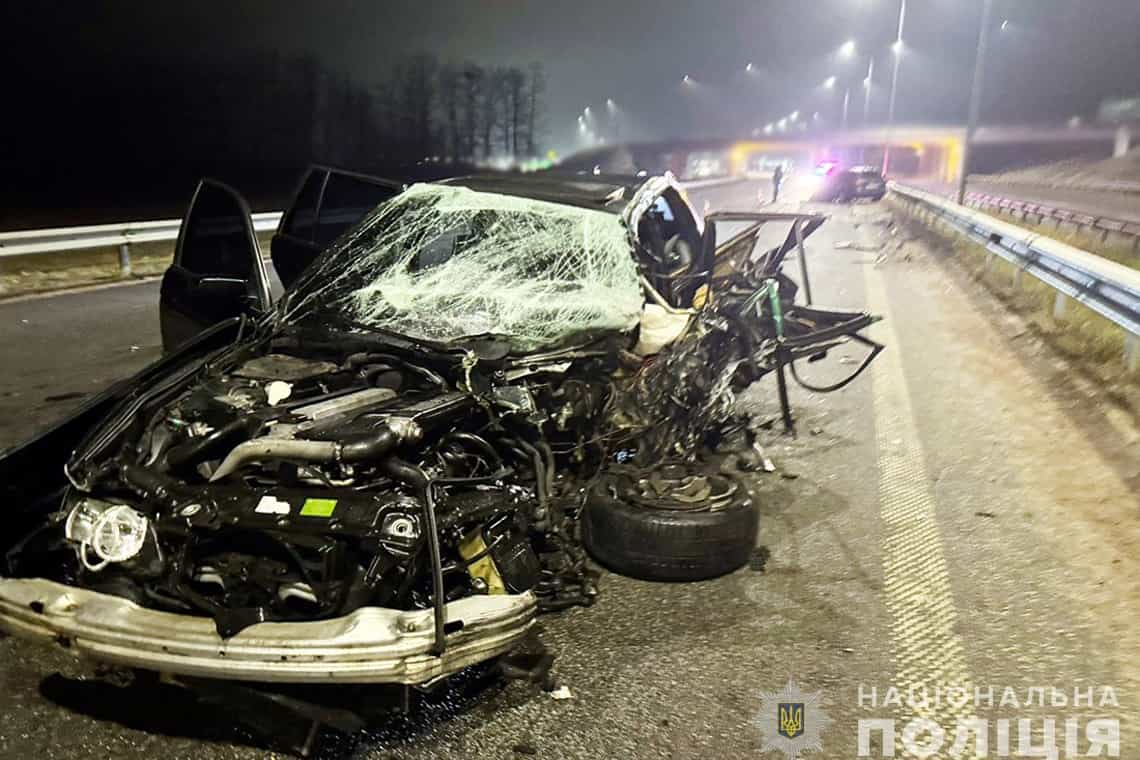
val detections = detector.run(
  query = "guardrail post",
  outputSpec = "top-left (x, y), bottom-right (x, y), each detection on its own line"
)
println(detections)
top-left (1126, 335), bottom-right (1139, 373)
top-left (793, 219), bottom-right (813, 305)
top-left (1052, 292), bottom-right (1067, 320)
top-left (118, 243), bottom-right (132, 277)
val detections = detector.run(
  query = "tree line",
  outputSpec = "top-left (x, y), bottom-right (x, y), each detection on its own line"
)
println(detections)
top-left (377, 55), bottom-right (547, 163)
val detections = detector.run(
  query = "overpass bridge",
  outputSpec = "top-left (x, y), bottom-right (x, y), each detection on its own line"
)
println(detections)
top-left (563, 123), bottom-right (1133, 184)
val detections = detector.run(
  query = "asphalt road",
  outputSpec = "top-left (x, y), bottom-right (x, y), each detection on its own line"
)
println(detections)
top-left (1, 183), bottom-right (1138, 759)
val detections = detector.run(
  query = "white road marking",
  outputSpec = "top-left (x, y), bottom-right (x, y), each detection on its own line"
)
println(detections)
top-left (862, 259), bottom-right (975, 728)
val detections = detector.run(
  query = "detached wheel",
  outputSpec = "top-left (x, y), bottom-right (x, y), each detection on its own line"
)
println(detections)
top-left (582, 466), bottom-right (758, 582)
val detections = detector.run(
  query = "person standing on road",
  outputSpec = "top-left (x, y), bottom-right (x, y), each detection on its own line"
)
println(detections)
top-left (771, 164), bottom-right (784, 203)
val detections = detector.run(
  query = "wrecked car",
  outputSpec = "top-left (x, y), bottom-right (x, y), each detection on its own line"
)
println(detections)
top-left (0, 168), bottom-right (879, 733)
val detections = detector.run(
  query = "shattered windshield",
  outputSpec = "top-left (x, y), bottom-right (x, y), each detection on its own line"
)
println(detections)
top-left (282, 183), bottom-right (643, 351)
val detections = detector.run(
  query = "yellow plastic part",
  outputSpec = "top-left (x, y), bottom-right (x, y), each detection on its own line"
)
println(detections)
top-left (458, 529), bottom-right (507, 594)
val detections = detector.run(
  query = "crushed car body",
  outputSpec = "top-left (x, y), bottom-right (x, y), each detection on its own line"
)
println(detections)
top-left (0, 169), bottom-right (881, 693)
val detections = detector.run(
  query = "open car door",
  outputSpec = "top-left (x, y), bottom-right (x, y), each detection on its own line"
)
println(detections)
top-left (159, 180), bottom-right (271, 351)
top-left (271, 166), bottom-right (403, 290)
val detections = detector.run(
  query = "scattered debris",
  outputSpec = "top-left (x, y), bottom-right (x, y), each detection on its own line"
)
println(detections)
top-left (834, 241), bottom-right (883, 252)
top-left (549, 686), bottom-right (574, 700)
top-left (43, 391), bottom-right (86, 403)
top-left (749, 546), bottom-right (771, 572)
top-left (974, 511), bottom-right (997, 518)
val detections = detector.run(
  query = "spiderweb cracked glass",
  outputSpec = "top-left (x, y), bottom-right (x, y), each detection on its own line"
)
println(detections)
top-left (284, 183), bottom-right (643, 351)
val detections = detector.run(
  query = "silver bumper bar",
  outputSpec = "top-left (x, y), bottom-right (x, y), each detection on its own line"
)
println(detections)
top-left (0, 578), bottom-right (536, 684)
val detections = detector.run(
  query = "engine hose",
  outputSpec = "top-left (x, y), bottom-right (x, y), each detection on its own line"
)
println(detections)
top-left (439, 431), bottom-right (503, 469)
top-left (513, 440), bottom-right (549, 513)
top-left (345, 352), bottom-right (449, 390)
top-left (208, 426), bottom-right (409, 482)
top-left (120, 463), bottom-right (190, 512)
top-left (788, 335), bottom-right (884, 393)
top-left (208, 439), bottom-right (338, 482)
top-left (535, 441), bottom-right (556, 500)
top-left (381, 457), bottom-right (446, 656)
top-left (165, 417), bottom-right (257, 472)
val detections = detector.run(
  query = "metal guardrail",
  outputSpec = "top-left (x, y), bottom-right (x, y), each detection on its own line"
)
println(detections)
top-left (891, 182), bottom-right (1140, 370)
top-left (0, 177), bottom-right (747, 268)
top-left (0, 212), bottom-right (283, 274)
top-left (961, 192), bottom-right (1140, 251)
top-left (0, 178), bottom-right (748, 291)
top-left (970, 176), bottom-right (1140, 195)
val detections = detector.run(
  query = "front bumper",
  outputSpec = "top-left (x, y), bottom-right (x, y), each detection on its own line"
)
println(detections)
top-left (0, 578), bottom-right (536, 684)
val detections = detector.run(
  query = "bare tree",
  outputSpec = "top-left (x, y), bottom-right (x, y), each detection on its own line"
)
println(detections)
top-left (437, 63), bottom-right (462, 160)
top-left (482, 67), bottom-right (507, 158)
top-left (460, 63), bottom-right (483, 159)
top-left (525, 62), bottom-right (546, 158)
top-left (393, 53), bottom-right (439, 158)
top-left (503, 67), bottom-right (527, 157)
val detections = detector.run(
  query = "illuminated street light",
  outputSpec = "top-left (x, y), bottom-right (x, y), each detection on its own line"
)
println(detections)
top-left (883, 0), bottom-right (908, 174)
top-left (763, 123), bottom-right (774, 134)
top-left (958, 0), bottom-right (996, 204)
top-left (1000, 19), bottom-right (1010, 31)
top-left (605, 98), bottom-right (616, 110)
top-left (746, 62), bottom-right (754, 72)
top-left (777, 118), bottom-right (788, 131)
top-left (839, 39), bottom-right (857, 58)
top-left (682, 74), bottom-right (691, 84)
top-left (823, 76), bottom-right (837, 89)
top-left (584, 106), bottom-right (592, 116)
top-left (789, 110), bottom-right (800, 121)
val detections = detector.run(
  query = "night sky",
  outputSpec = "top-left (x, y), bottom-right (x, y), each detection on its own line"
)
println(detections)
top-left (2, 1), bottom-right (1139, 221)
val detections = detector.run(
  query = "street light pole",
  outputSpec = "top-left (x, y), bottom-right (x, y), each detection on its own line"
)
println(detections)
top-left (842, 87), bottom-right (851, 130)
top-left (882, 0), bottom-right (907, 175)
top-left (957, 0), bottom-right (996, 204)
top-left (862, 58), bottom-right (875, 124)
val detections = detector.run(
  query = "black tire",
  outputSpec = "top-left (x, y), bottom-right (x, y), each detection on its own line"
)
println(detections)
top-left (581, 474), bottom-right (758, 582)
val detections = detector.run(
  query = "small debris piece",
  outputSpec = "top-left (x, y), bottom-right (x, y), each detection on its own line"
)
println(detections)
top-left (810, 427), bottom-right (823, 436)
top-left (749, 546), bottom-right (771, 572)
top-left (549, 685), bottom-right (574, 700)
top-left (44, 391), bottom-right (86, 403)
top-left (751, 442), bottom-right (776, 472)
top-left (512, 744), bottom-right (538, 755)
top-left (834, 240), bottom-right (883, 251)
top-left (974, 511), bottom-right (997, 518)
top-left (780, 471), bottom-right (799, 480)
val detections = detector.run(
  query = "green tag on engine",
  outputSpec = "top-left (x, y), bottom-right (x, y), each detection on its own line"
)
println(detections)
top-left (300, 498), bottom-right (337, 518)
